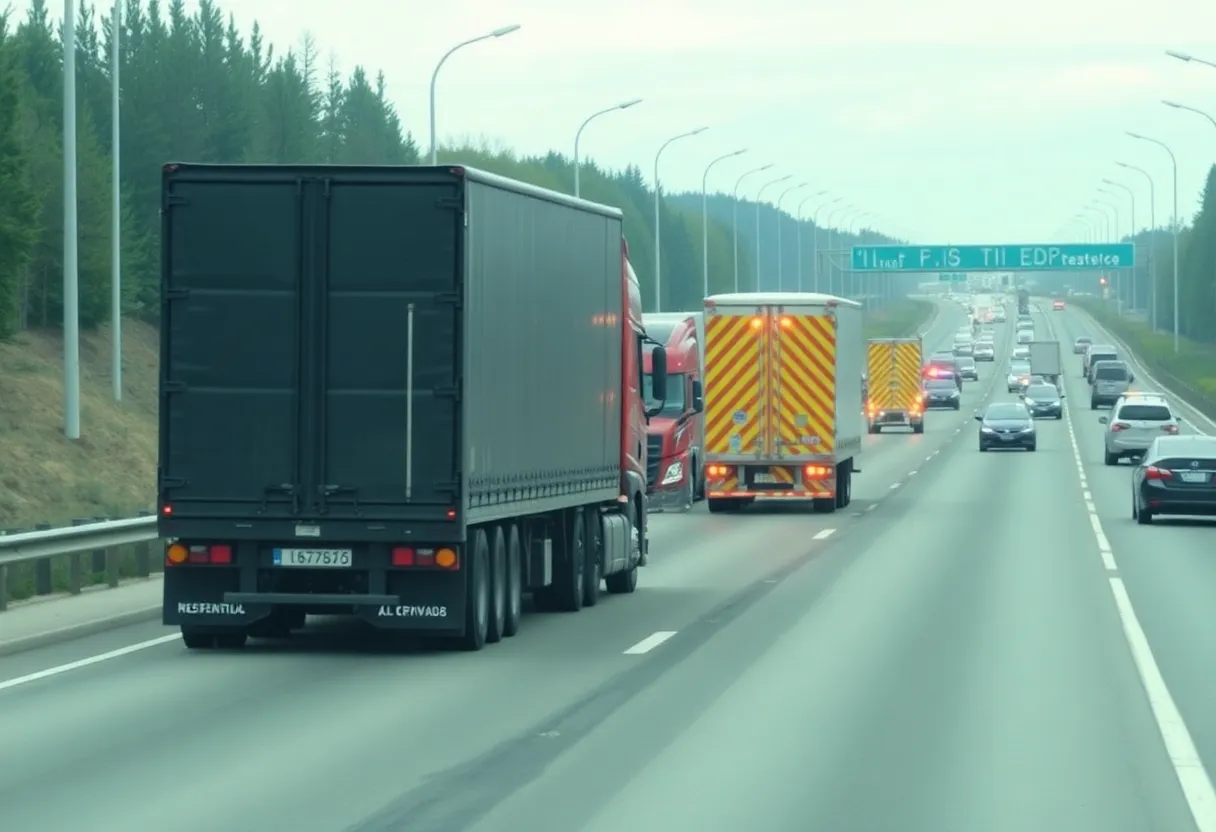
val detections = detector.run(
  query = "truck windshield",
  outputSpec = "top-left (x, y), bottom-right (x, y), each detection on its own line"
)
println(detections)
top-left (644, 372), bottom-right (686, 415)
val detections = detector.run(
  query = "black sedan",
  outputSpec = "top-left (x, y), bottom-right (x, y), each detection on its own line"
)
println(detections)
top-left (923, 377), bottom-right (961, 410)
top-left (976, 402), bottom-right (1036, 451)
top-left (1132, 435), bottom-right (1216, 524)
top-left (1021, 382), bottom-right (1063, 419)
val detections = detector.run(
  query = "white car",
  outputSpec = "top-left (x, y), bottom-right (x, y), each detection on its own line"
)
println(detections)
top-left (1016, 329), bottom-right (1033, 344)
top-left (1098, 394), bottom-right (1179, 464)
top-left (1007, 361), bottom-right (1032, 392)
top-left (974, 342), bottom-right (995, 361)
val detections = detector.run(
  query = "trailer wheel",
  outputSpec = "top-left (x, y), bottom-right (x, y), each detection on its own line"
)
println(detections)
top-left (502, 524), bottom-right (523, 637)
top-left (213, 631), bottom-right (248, 649)
top-left (459, 528), bottom-right (490, 651)
top-left (544, 510), bottom-right (585, 613)
top-left (181, 628), bottom-right (214, 650)
top-left (812, 497), bottom-right (836, 514)
top-left (835, 465), bottom-right (852, 508)
top-left (582, 508), bottom-right (602, 607)
top-left (605, 501), bottom-right (639, 595)
top-left (485, 525), bottom-right (507, 644)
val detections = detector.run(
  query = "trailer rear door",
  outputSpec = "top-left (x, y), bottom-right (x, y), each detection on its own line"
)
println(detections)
top-left (160, 167), bottom-right (462, 522)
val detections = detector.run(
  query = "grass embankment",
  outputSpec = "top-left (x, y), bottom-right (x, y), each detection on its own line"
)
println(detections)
top-left (1069, 297), bottom-right (1216, 420)
top-left (863, 299), bottom-right (936, 339)
top-left (1, 321), bottom-right (160, 604)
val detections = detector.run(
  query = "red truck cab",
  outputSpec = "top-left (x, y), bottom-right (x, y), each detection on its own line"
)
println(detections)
top-left (642, 313), bottom-right (704, 510)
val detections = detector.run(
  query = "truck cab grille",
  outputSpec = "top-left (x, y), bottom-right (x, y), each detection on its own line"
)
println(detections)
top-left (646, 434), bottom-right (663, 486)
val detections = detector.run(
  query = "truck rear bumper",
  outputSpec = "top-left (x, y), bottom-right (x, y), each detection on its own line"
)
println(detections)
top-left (705, 461), bottom-right (836, 500)
top-left (163, 562), bottom-right (467, 634)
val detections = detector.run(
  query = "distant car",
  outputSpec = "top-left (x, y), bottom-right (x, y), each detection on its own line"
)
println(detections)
top-left (1090, 360), bottom-right (1133, 407)
top-left (1022, 382), bottom-right (1063, 419)
top-left (1132, 435), bottom-right (1216, 524)
top-left (923, 377), bottom-right (962, 410)
top-left (977, 402), bottom-right (1036, 452)
top-left (924, 359), bottom-right (963, 386)
top-left (1083, 344), bottom-right (1117, 379)
top-left (956, 355), bottom-right (979, 380)
top-left (1016, 329), bottom-right (1033, 344)
top-left (1100, 394), bottom-right (1177, 464)
top-left (993, 310), bottom-right (1007, 322)
top-left (1011, 345), bottom-right (1030, 361)
top-left (953, 342), bottom-right (974, 357)
top-left (1007, 361), bottom-right (1032, 392)
top-left (1073, 336), bottom-right (1093, 354)
top-left (1053, 300), bottom-right (1065, 310)
top-left (974, 342), bottom-right (996, 361)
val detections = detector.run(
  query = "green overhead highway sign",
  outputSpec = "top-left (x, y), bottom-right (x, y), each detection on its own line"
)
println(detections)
top-left (938, 273), bottom-right (967, 282)
top-left (851, 243), bottom-right (1135, 272)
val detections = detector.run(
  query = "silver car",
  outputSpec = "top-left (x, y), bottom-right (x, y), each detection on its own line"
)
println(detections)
top-left (973, 341), bottom-right (995, 361)
top-left (1007, 360), bottom-right (1031, 392)
top-left (1090, 360), bottom-right (1133, 408)
top-left (1099, 395), bottom-right (1179, 464)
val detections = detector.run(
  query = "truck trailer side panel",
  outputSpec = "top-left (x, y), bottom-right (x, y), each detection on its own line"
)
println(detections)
top-left (462, 177), bottom-right (623, 525)
top-left (159, 166), bottom-right (461, 536)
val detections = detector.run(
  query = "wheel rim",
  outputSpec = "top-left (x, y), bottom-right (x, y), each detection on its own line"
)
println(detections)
top-left (494, 548), bottom-right (506, 624)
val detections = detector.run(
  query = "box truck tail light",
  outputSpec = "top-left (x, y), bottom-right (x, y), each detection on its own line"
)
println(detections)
top-left (750, 317), bottom-right (763, 330)
top-left (779, 316), bottom-right (793, 328)
top-left (803, 464), bottom-right (832, 479)
top-left (393, 546), bottom-right (459, 570)
top-left (706, 464), bottom-right (731, 480)
top-left (166, 543), bottom-right (231, 566)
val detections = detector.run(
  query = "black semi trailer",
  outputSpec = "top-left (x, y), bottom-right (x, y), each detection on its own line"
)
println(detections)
top-left (158, 164), bottom-right (666, 651)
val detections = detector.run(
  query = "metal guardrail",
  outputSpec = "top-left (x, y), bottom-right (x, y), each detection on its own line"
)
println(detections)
top-left (0, 517), bottom-right (161, 612)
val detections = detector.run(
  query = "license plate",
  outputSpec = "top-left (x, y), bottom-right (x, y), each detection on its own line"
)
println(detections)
top-left (999, 434), bottom-right (1015, 441)
top-left (754, 473), bottom-right (776, 484)
top-left (1179, 471), bottom-right (1208, 484)
top-left (272, 548), bottom-right (353, 567)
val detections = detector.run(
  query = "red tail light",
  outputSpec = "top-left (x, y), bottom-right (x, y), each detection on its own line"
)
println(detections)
top-left (392, 546), bottom-right (415, 566)
top-left (393, 546), bottom-right (459, 570)
top-left (166, 543), bottom-right (231, 566)
top-left (1110, 422), bottom-right (1130, 432)
top-left (803, 464), bottom-right (832, 479)
top-left (1144, 466), bottom-right (1172, 481)
top-left (706, 464), bottom-right (731, 479)
top-left (1162, 424), bottom-right (1179, 434)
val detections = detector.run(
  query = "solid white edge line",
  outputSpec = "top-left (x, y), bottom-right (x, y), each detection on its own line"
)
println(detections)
top-left (0, 633), bottom-right (181, 692)
top-left (623, 630), bottom-right (678, 655)
top-left (1108, 578), bottom-right (1216, 831)
top-left (811, 528), bottom-right (836, 540)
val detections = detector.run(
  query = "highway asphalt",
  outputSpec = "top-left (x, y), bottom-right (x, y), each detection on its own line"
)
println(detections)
top-left (1, 299), bottom-right (1213, 831)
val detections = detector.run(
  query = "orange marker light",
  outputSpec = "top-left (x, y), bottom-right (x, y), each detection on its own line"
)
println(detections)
top-left (166, 543), bottom-right (188, 565)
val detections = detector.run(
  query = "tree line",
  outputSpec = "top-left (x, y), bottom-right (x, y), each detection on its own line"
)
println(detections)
top-left (7, 0), bottom-right (1206, 341)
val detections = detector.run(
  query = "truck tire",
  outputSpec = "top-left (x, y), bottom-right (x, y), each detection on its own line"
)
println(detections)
top-left (502, 523), bottom-right (523, 638)
top-left (912, 421), bottom-right (925, 434)
top-left (693, 457), bottom-right (705, 502)
top-left (582, 508), bottom-right (602, 607)
top-left (835, 465), bottom-right (852, 508)
top-left (181, 628), bottom-right (214, 650)
top-left (459, 528), bottom-right (490, 651)
top-left (707, 498), bottom-right (736, 513)
top-left (485, 525), bottom-right (507, 644)
top-left (605, 501), bottom-right (639, 595)
top-left (553, 510), bottom-right (586, 612)
top-left (812, 497), bottom-right (835, 513)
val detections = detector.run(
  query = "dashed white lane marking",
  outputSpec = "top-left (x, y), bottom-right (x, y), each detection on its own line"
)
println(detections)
top-left (907, 470), bottom-right (918, 477)
top-left (623, 630), bottom-right (678, 655)
top-left (1064, 367), bottom-right (1216, 832)
top-left (0, 634), bottom-right (181, 692)
top-left (811, 528), bottom-right (836, 540)
top-left (889, 483), bottom-right (901, 490)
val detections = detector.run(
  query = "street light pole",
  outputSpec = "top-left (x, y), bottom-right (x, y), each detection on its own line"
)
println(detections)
top-left (731, 164), bottom-right (772, 292)
top-left (1116, 161), bottom-right (1157, 330)
top-left (794, 191), bottom-right (826, 291)
top-left (1165, 49), bottom-right (1216, 69)
top-left (573, 98), bottom-right (641, 198)
top-left (753, 175), bottom-right (791, 292)
top-left (1127, 132), bottom-right (1180, 353)
top-left (110, 0), bottom-right (121, 403)
top-left (1102, 179), bottom-right (1137, 311)
top-left (652, 126), bottom-right (707, 312)
top-left (428, 25), bottom-right (521, 164)
top-left (700, 148), bottom-right (747, 299)
top-left (811, 197), bottom-right (841, 292)
top-left (1162, 100), bottom-right (1216, 131)
top-left (824, 203), bottom-right (851, 295)
top-left (774, 183), bottom-right (807, 290)
top-left (63, 0), bottom-right (81, 439)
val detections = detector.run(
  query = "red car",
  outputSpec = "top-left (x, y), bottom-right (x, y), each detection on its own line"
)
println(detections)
top-left (1053, 300), bottom-right (1065, 310)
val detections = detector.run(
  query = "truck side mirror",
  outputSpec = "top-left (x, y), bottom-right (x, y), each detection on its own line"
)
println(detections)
top-left (1098, 416), bottom-right (1108, 424)
top-left (691, 379), bottom-right (704, 413)
top-left (649, 346), bottom-right (668, 404)
top-left (974, 415), bottom-right (983, 422)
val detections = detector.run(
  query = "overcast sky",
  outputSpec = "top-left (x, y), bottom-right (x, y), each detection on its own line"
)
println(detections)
top-left (22, 0), bottom-right (1216, 243)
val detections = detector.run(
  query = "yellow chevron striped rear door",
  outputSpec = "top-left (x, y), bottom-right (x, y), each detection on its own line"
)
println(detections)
top-left (772, 310), bottom-right (836, 457)
top-left (704, 308), bottom-right (765, 457)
